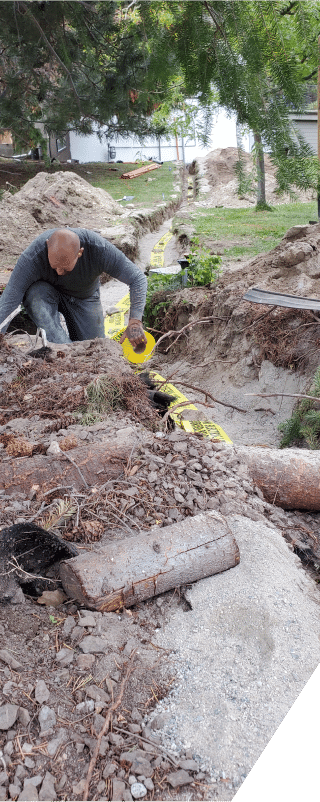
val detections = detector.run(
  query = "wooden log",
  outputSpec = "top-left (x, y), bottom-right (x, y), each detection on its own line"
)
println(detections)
top-left (0, 437), bottom-right (134, 494)
top-left (237, 446), bottom-right (320, 510)
top-left (59, 510), bottom-right (240, 611)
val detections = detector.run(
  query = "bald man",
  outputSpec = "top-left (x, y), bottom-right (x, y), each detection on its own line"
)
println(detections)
top-left (0, 228), bottom-right (148, 348)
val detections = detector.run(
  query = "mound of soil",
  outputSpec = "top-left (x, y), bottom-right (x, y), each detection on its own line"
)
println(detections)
top-left (0, 171), bottom-right (123, 271)
top-left (200, 147), bottom-right (316, 208)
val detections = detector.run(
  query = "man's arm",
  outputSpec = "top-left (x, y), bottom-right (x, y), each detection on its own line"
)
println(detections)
top-left (0, 239), bottom-right (47, 332)
top-left (98, 238), bottom-right (148, 349)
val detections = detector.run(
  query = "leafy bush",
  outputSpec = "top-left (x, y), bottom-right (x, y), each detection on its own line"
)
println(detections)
top-left (143, 245), bottom-right (221, 329)
top-left (187, 240), bottom-right (221, 286)
top-left (279, 367), bottom-right (320, 449)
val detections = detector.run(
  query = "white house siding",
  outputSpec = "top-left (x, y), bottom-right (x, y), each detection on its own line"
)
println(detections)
top-left (289, 113), bottom-right (317, 155)
top-left (69, 108), bottom-right (250, 164)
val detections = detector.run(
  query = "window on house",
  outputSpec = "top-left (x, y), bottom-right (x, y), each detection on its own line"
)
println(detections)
top-left (56, 136), bottom-right (67, 152)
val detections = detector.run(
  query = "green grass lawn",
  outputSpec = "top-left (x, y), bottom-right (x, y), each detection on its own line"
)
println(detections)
top-left (80, 160), bottom-right (180, 208)
top-left (176, 201), bottom-right (318, 261)
top-left (0, 159), bottom-right (180, 209)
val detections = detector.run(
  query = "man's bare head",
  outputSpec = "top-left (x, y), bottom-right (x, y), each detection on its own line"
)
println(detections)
top-left (47, 230), bottom-right (84, 276)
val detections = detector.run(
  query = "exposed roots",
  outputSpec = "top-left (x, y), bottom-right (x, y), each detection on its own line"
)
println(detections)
top-left (252, 308), bottom-right (320, 369)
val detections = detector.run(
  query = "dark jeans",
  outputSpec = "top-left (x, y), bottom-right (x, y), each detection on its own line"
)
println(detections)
top-left (24, 281), bottom-right (105, 344)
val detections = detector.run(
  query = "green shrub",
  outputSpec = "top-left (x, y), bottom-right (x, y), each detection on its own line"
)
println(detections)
top-left (279, 367), bottom-right (320, 449)
top-left (187, 240), bottom-right (221, 286)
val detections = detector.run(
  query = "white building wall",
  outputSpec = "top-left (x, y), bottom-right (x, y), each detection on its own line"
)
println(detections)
top-left (69, 108), bottom-right (251, 164)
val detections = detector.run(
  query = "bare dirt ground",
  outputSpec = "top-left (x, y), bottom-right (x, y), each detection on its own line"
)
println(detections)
top-left (1, 155), bottom-right (320, 802)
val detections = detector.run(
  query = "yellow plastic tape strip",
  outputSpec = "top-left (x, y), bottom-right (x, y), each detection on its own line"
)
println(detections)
top-left (150, 372), bottom-right (197, 414)
top-left (150, 371), bottom-right (232, 443)
top-left (104, 311), bottom-right (125, 338)
top-left (150, 252), bottom-right (165, 267)
top-left (153, 231), bottom-right (173, 250)
top-left (180, 419), bottom-right (232, 443)
top-left (115, 293), bottom-right (130, 313)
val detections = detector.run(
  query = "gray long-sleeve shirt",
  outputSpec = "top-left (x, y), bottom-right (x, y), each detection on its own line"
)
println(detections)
top-left (0, 228), bottom-right (147, 329)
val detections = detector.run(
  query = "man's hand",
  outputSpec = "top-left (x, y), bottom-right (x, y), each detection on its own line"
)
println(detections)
top-left (120, 318), bottom-right (147, 354)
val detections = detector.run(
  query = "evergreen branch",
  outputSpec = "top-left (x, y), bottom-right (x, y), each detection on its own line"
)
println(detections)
top-left (18, 2), bottom-right (82, 111)
top-left (203, 1), bottom-right (228, 42)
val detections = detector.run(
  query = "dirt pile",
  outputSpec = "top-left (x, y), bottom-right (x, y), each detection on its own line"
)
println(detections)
top-left (1, 333), bottom-right (319, 800)
top-left (0, 172), bottom-right (123, 271)
top-left (199, 147), bottom-right (315, 207)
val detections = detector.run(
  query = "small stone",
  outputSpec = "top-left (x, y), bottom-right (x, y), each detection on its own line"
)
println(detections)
top-left (72, 779), bottom-right (86, 796)
top-left (0, 773), bottom-right (7, 786)
top-left (22, 741), bottom-right (33, 755)
top-left (98, 736), bottom-right (109, 757)
top-left (109, 732), bottom-right (124, 747)
top-left (24, 776), bottom-right (43, 788)
top-left (34, 680), bottom-right (50, 705)
top-left (128, 775), bottom-right (137, 785)
top-left (75, 700), bottom-right (95, 714)
top-left (46, 441), bottom-right (61, 455)
top-left (86, 685), bottom-right (109, 705)
top-left (94, 713), bottom-right (106, 733)
top-left (9, 784), bottom-right (21, 799)
top-left (112, 779), bottom-right (126, 801)
top-left (143, 778), bottom-right (154, 791)
top-left (123, 787), bottom-right (133, 800)
top-left (103, 762), bottom-right (118, 779)
top-left (131, 756), bottom-right (153, 778)
top-left (38, 706), bottom-right (56, 734)
top-left (18, 783), bottom-right (38, 801)
top-left (149, 713), bottom-right (170, 730)
top-left (128, 724), bottom-right (141, 734)
top-left (0, 704), bottom-right (19, 731)
top-left (55, 647), bottom-right (74, 666)
top-left (24, 758), bottom-right (35, 769)
top-left (0, 650), bottom-right (22, 670)
top-left (78, 615), bottom-right (96, 627)
top-left (39, 771), bottom-right (56, 801)
top-left (76, 653), bottom-right (96, 670)
top-left (167, 769), bottom-right (191, 788)
top-left (62, 616), bottom-right (76, 636)
top-left (131, 708), bottom-right (142, 723)
top-left (179, 759), bottom-right (199, 771)
top-left (130, 782), bottom-right (147, 799)
top-left (80, 636), bottom-right (108, 653)
top-left (18, 708), bottom-right (31, 727)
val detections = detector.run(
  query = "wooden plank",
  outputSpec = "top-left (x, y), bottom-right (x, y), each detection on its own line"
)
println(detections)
top-left (60, 511), bottom-right (240, 611)
top-left (121, 163), bottom-right (161, 179)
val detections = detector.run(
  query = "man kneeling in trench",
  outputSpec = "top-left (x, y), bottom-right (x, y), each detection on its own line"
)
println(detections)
top-left (0, 228), bottom-right (148, 349)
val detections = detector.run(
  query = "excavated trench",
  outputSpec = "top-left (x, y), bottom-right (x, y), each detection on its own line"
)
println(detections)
top-left (1, 164), bottom-right (320, 802)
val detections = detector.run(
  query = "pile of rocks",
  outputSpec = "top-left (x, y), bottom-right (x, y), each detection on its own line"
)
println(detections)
top-left (0, 600), bottom-right (214, 801)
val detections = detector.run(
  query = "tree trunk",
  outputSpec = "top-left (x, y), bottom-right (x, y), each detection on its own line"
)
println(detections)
top-left (237, 446), bottom-right (320, 510)
top-left (253, 131), bottom-right (266, 206)
top-left (60, 511), bottom-right (240, 611)
top-left (0, 437), bottom-right (134, 495)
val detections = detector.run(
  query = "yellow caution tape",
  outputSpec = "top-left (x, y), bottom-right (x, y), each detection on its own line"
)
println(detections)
top-left (104, 311), bottom-right (125, 338)
top-left (115, 293), bottom-right (130, 313)
top-left (150, 371), bottom-right (197, 416)
top-left (150, 230), bottom-right (173, 268)
top-left (180, 419), bottom-right (232, 442)
top-left (150, 371), bottom-right (232, 443)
